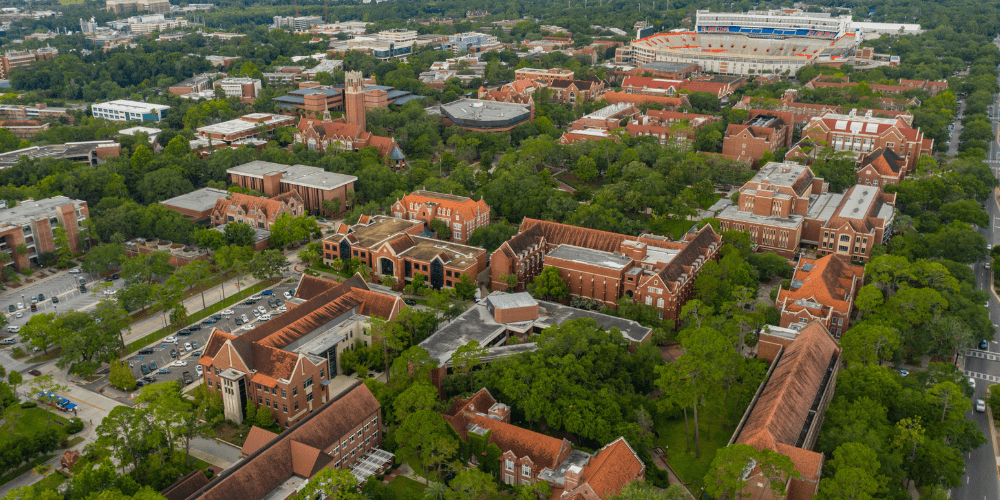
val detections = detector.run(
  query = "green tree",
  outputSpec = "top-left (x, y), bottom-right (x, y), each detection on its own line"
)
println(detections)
top-left (841, 324), bottom-right (900, 367)
top-left (297, 242), bottom-right (323, 268)
top-left (529, 266), bottom-right (569, 302)
top-left (430, 219), bottom-right (452, 241)
top-left (451, 340), bottom-right (487, 393)
top-left (444, 469), bottom-right (498, 500)
top-left (817, 443), bottom-right (883, 500)
top-left (256, 404), bottom-right (276, 428)
top-left (454, 273), bottom-right (477, 300)
top-left (224, 222), bottom-right (255, 247)
top-left (468, 220), bottom-right (519, 252)
top-left (609, 481), bottom-right (690, 500)
top-left (397, 409), bottom-right (459, 484)
top-left (109, 359), bottom-right (136, 391)
top-left (321, 197), bottom-right (342, 216)
top-left (704, 443), bottom-right (757, 499)
top-left (299, 468), bottom-right (364, 500)
top-left (249, 249), bottom-right (286, 281)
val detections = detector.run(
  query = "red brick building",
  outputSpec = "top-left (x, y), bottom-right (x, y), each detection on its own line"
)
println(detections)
top-left (491, 220), bottom-right (722, 322)
top-left (227, 161), bottom-right (357, 216)
top-left (443, 388), bottom-right (644, 498)
top-left (806, 75), bottom-right (947, 96)
top-left (787, 109), bottom-right (933, 173)
top-left (624, 109), bottom-right (720, 146)
top-left (602, 91), bottom-right (690, 110)
top-left (324, 216), bottom-right (489, 291)
top-left (295, 118), bottom-right (407, 170)
top-left (0, 47), bottom-right (58, 79)
top-left (209, 191), bottom-right (304, 230)
top-left (816, 184), bottom-right (896, 262)
top-left (199, 276), bottom-right (402, 428)
top-left (732, 321), bottom-right (841, 500)
top-left (513, 67), bottom-right (574, 84)
top-left (547, 77), bottom-right (605, 104)
top-left (390, 190), bottom-right (491, 244)
top-left (721, 111), bottom-right (794, 166)
top-left (775, 254), bottom-right (864, 338)
top-left (0, 120), bottom-right (48, 139)
top-left (0, 196), bottom-right (88, 271)
top-left (189, 382), bottom-right (393, 500)
top-left (159, 187), bottom-right (230, 224)
top-left (856, 147), bottom-right (907, 187)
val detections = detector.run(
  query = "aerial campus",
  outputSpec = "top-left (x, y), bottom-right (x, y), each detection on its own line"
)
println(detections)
top-left (0, 1), bottom-right (996, 500)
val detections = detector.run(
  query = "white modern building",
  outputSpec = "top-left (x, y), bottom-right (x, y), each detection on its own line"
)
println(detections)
top-left (91, 100), bottom-right (169, 122)
top-left (448, 32), bottom-right (499, 52)
top-left (377, 29), bottom-right (417, 43)
top-left (272, 15), bottom-right (323, 31)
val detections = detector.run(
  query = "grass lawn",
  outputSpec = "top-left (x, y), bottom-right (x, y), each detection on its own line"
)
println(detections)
top-left (31, 471), bottom-right (66, 491)
top-left (9, 407), bottom-right (72, 437)
top-left (653, 410), bottom-right (734, 495)
top-left (0, 454), bottom-right (55, 487)
top-left (387, 475), bottom-right (427, 496)
top-left (658, 218), bottom-right (697, 239)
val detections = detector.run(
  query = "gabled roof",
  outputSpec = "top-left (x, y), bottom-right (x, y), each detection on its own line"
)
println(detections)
top-left (445, 411), bottom-right (568, 470)
top-left (161, 470), bottom-right (210, 500)
top-left (653, 224), bottom-right (722, 289)
top-left (776, 254), bottom-right (863, 315)
top-left (213, 192), bottom-right (301, 221)
top-left (737, 322), bottom-right (840, 453)
top-left (509, 218), bottom-right (636, 255)
top-left (242, 426), bottom-right (279, 456)
top-left (570, 438), bottom-right (644, 499)
top-left (861, 147), bottom-right (905, 176)
top-left (823, 185), bottom-right (895, 233)
top-left (400, 190), bottom-right (490, 222)
top-left (602, 91), bottom-right (690, 109)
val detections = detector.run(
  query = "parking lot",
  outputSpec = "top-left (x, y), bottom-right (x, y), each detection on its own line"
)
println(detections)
top-left (123, 281), bottom-right (297, 388)
top-left (2, 270), bottom-right (126, 331)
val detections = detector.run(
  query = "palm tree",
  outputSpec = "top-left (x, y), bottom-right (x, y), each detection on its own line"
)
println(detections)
top-left (893, 214), bottom-right (915, 235)
top-left (424, 482), bottom-right (448, 500)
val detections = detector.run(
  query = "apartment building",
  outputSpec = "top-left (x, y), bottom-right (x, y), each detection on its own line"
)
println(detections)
top-left (0, 120), bottom-right (48, 139)
top-left (168, 74), bottom-right (214, 96)
top-left (390, 190), bottom-right (491, 244)
top-left (323, 215), bottom-right (489, 290)
top-left (0, 196), bottom-right (88, 270)
top-left (491, 220), bottom-right (722, 322)
top-left (106, 0), bottom-right (170, 14)
top-left (376, 29), bottom-right (417, 43)
top-left (775, 254), bottom-right (864, 337)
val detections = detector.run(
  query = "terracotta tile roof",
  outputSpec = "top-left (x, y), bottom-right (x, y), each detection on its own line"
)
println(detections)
top-left (295, 274), bottom-right (340, 300)
top-left (387, 233), bottom-right (414, 254)
top-left (190, 382), bottom-right (380, 500)
top-left (400, 190), bottom-right (491, 224)
top-left (776, 442), bottom-right (822, 481)
top-left (213, 191), bottom-right (301, 222)
top-left (446, 387), bottom-right (498, 415)
top-left (621, 76), bottom-right (683, 91)
top-left (776, 254), bottom-right (863, 317)
top-left (513, 218), bottom-right (635, 255)
top-left (242, 426), bottom-right (279, 456)
top-left (203, 330), bottom-right (236, 359)
top-left (367, 135), bottom-right (404, 159)
top-left (861, 147), bottom-right (904, 175)
top-left (447, 412), bottom-right (569, 470)
top-left (737, 322), bottom-right (840, 453)
top-left (572, 438), bottom-right (644, 499)
top-left (654, 224), bottom-right (722, 290)
top-left (602, 91), bottom-right (690, 109)
top-left (161, 470), bottom-right (210, 500)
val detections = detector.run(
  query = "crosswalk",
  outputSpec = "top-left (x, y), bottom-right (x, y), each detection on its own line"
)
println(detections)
top-left (965, 370), bottom-right (1000, 382)
top-left (966, 349), bottom-right (1000, 361)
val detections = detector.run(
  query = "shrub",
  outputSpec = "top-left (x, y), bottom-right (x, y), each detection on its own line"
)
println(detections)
top-left (66, 418), bottom-right (84, 434)
top-left (20, 401), bottom-right (36, 409)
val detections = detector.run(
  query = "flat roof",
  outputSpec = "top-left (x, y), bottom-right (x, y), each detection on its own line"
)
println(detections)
top-left (160, 187), bottom-right (229, 212)
top-left (93, 100), bottom-right (170, 111)
top-left (638, 61), bottom-right (697, 72)
top-left (197, 114), bottom-right (294, 136)
top-left (751, 162), bottom-right (812, 188)
top-left (440, 99), bottom-right (531, 122)
top-left (717, 204), bottom-right (803, 230)
top-left (486, 292), bottom-right (536, 310)
top-left (419, 291), bottom-right (652, 366)
top-left (805, 192), bottom-right (843, 221)
top-left (0, 196), bottom-right (83, 229)
top-left (212, 222), bottom-right (270, 243)
top-left (227, 161), bottom-right (357, 191)
top-left (546, 244), bottom-right (632, 270)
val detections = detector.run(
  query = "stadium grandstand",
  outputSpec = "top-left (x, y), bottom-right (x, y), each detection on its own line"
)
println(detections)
top-left (695, 9), bottom-right (852, 39)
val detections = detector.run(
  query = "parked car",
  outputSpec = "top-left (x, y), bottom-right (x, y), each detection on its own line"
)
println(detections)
top-left (221, 309), bottom-right (234, 316)
top-left (241, 314), bottom-right (249, 323)
top-left (140, 364), bottom-right (150, 375)
top-left (79, 285), bottom-right (87, 293)
top-left (36, 294), bottom-right (44, 302)
top-left (15, 311), bottom-right (22, 318)
top-left (897, 369), bottom-right (909, 377)
top-left (135, 380), bottom-right (145, 388)
top-left (969, 377), bottom-right (977, 387)
top-left (177, 329), bottom-right (191, 336)
top-left (28, 369), bottom-right (41, 376)
top-left (69, 268), bottom-right (81, 274)
top-left (235, 318), bottom-right (243, 326)
top-left (404, 299), bottom-right (417, 306)
top-left (243, 299), bottom-right (256, 305)
top-left (138, 348), bottom-right (154, 355)
top-left (268, 300), bottom-right (277, 309)
top-left (211, 314), bottom-right (222, 321)
top-left (149, 360), bottom-right (157, 370)
top-left (7, 305), bottom-right (14, 313)
top-left (257, 306), bottom-right (267, 314)
top-left (252, 310), bottom-right (260, 318)
top-left (171, 360), bottom-right (188, 367)
top-left (30, 304), bottom-right (37, 312)
top-left (182, 371), bottom-right (193, 385)
top-left (201, 319), bottom-right (215, 326)
top-left (981, 339), bottom-right (990, 350)
top-left (191, 350), bottom-right (202, 357)
top-left (188, 324), bottom-right (202, 331)
top-left (164, 336), bottom-right (178, 344)
top-left (261, 290), bottom-right (274, 296)
top-left (112, 274), bottom-right (120, 280)
top-left (283, 291), bottom-right (292, 299)
top-left (142, 375), bottom-right (156, 383)
top-left (29, 297), bottom-right (37, 304)
top-left (170, 349), bottom-right (179, 359)
top-left (191, 340), bottom-right (200, 350)
top-left (7, 326), bottom-right (19, 333)
top-left (184, 342), bottom-right (192, 351)
top-left (250, 295), bottom-right (262, 301)
top-left (259, 314), bottom-right (272, 321)
top-left (0, 338), bottom-right (16, 345)
top-left (51, 296), bottom-right (58, 304)
top-left (977, 399), bottom-right (987, 412)
top-left (156, 367), bottom-right (170, 375)
top-left (15, 302), bottom-right (23, 310)
top-left (242, 324), bottom-right (255, 331)
top-left (195, 365), bottom-right (203, 376)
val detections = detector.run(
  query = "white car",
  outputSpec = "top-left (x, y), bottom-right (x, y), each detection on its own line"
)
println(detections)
top-left (283, 291), bottom-right (292, 299)
top-left (242, 324), bottom-right (255, 331)
top-left (184, 342), bottom-right (192, 351)
top-left (276, 306), bottom-right (287, 313)
top-left (195, 365), bottom-right (203, 376)
top-left (171, 360), bottom-right (188, 367)
top-left (259, 314), bottom-right (272, 321)
top-left (241, 314), bottom-right (249, 323)
top-left (16, 302), bottom-right (23, 310)
top-left (221, 309), bottom-right (234, 316)
top-left (69, 268), bottom-right (81, 274)
top-left (250, 295), bottom-right (261, 301)
top-left (6, 326), bottom-right (19, 333)
top-left (103, 289), bottom-right (116, 296)
top-left (257, 306), bottom-right (267, 314)
top-left (252, 310), bottom-right (260, 318)
top-left (164, 336), bottom-right (178, 344)
top-left (969, 377), bottom-right (977, 387)
top-left (977, 399), bottom-right (987, 413)
top-left (14, 311), bottom-right (22, 318)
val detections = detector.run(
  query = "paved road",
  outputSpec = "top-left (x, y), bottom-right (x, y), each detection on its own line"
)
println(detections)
top-left (953, 55), bottom-right (1000, 500)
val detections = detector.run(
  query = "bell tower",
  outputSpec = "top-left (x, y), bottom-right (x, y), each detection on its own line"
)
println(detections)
top-left (344, 70), bottom-right (366, 131)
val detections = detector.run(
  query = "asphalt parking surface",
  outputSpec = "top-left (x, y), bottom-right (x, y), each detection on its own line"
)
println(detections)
top-left (120, 281), bottom-right (297, 389)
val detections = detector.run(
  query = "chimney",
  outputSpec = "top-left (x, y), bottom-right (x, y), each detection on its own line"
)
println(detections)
top-left (564, 465), bottom-right (583, 490)
top-left (488, 402), bottom-right (511, 422)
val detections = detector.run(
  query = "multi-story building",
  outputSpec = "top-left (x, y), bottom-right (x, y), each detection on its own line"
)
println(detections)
top-left (209, 192), bottom-right (304, 230)
top-left (856, 147), bottom-right (907, 187)
top-left (376, 29), bottom-right (417, 43)
top-left (547, 77), bottom-right (604, 104)
top-left (0, 141), bottom-right (120, 169)
top-left (200, 275), bottom-right (402, 428)
top-left (323, 216), bottom-right (489, 290)
top-left (0, 46), bottom-right (57, 79)
top-left (227, 160), bottom-right (356, 215)
top-left (159, 187), bottom-right (229, 224)
top-left (443, 388), bottom-right (644, 497)
top-left (91, 100), bottom-right (169, 122)
top-left (624, 109), bottom-right (720, 146)
top-left (213, 77), bottom-right (261, 102)
top-left (491, 220), bottom-right (722, 322)
top-left (787, 109), bottom-right (933, 173)
top-left (194, 113), bottom-right (294, 146)
top-left (128, 16), bottom-right (188, 34)
top-left (439, 99), bottom-right (533, 132)
top-left (271, 15), bottom-right (323, 31)
top-left (731, 321), bottom-right (841, 500)
top-left (805, 76), bottom-right (947, 96)
top-left (721, 111), bottom-right (794, 166)
top-left (0, 196), bottom-right (88, 270)
top-left (775, 254), bottom-right (864, 338)
top-left (602, 91), bottom-right (690, 110)
top-left (513, 67), bottom-right (574, 84)
top-left (448, 32), bottom-right (500, 53)
top-left (106, 0), bottom-right (170, 15)
top-left (0, 103), bottom-right (71, 122)
top-left (168, 74), bottom-right (214, 96)
top-left (0, 120), bottom-right (48, 139)
top-left (183, 382), bottom-right (391, 500)
top-left (390, 190), bottom-right (491, 244)
top-left (815, 184), bottom-right (895, 262)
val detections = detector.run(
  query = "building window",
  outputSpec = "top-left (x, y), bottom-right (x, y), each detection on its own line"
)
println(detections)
top-left (283, 405), bottom-right (288, 413)
top-left (522, 465), bottom-right (531, 477)
top-left (506, 460), bottom-right (514, 472)
top-left (304, 377), bottom-right (313, 389)
top-left (293, 387), bottom-right (297, 396)
top-left (207, 380), bottom-right (212, 387)
top-left (282, 389), bottom-right (286, 398)
top-left (307, 393), bottom-right (313, 402)
top-left (294, 402), bottom-right (299, 411)
top-left (266, 398), bottom-right (270, 406)
top-left (840, 235), bottom-right (850, 242)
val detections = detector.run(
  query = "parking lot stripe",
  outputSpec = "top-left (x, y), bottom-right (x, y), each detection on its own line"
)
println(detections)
top-left (56, 391), bottom-right (107, 412)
